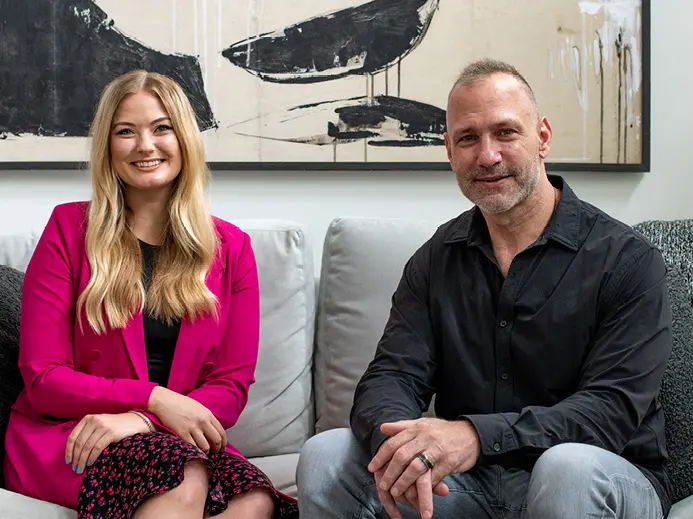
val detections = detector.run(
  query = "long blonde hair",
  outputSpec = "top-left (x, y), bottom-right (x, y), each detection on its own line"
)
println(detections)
top-left (77, 70), bottom-right (218, 334)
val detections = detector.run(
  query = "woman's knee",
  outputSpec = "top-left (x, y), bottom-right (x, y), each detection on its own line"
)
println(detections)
top-left (173, 459), bottom-right (209, 508)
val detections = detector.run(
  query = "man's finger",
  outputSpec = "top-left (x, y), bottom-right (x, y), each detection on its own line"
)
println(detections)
top-left (390, 456), bottom-right (427, 497)
top-left (434, 480), bottom-right (450, 496)
top-left (380, 420), bottom-right (418, 437)
top-left (379, 441), bottom-right (424, 491)
top-left (375, 471), bottom-right (402, 519)
top-left (368, 430), bottom-right (415, 473)
top-left (402, 486), bottom-right (420, 512)
top-left (416, 470), bottom-right (434, 519)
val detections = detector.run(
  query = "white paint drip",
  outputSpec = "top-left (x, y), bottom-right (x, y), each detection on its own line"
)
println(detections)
top-left (193, 0), bottom-right (199, 57)
top-left (246, 0), bottom-right (264, 67)
top-left (578, 0), bottom-right (641, 94)
top-left (217, 0), bottom-right (223, 68)
top-left (203, 0), bottom-right (208, 86)
top-left (72, 7), bottom-right (91, 25)
top-left (172, 0), bottom-right (177, 52)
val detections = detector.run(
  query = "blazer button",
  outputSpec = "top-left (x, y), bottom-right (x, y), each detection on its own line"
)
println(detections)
top-left (89, 349), bottom-right (102, 361)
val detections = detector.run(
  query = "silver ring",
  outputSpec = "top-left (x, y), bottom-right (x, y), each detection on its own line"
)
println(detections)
top-left (416, 452), bottom-right (434, 471)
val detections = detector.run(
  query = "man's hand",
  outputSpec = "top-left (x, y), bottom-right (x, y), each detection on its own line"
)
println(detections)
top-left (368, 418), bottom-right (481, 518)
top-left (65, 413), bottom-right (150, 474)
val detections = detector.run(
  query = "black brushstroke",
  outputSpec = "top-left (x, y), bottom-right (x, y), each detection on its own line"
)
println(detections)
top-left (597, 31), bottom-right (604, 163)
top-left (623, 44), bottom-right (631, 162)
top-left (233, 95), bottom-right (446, 148)
top-left (615, 28), bottom-right (624, 163)
top-left (0, 0), bottom-right (215, 137)
top-left (221, 0), bottom-right (439, 83)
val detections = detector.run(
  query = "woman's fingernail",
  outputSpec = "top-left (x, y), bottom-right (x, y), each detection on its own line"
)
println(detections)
top-left (87, 460), bottom-right (92, 466)
top-left (76, 467), bottom-right (83, 475)
top-left (72, 464), bottom-right (76, 472)
top-left (65, 457), bottom-right (71, 464)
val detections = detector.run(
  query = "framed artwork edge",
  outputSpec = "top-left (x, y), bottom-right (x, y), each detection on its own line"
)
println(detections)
top-left (0, 0), bottom-right (651, 174)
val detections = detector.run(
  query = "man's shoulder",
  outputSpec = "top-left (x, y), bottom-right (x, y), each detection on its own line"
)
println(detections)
top-left (578, 199), bottom-right (656, 254)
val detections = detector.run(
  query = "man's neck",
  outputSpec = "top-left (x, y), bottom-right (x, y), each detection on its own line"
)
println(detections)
top-left (483, 175), bottom-right (558, 259)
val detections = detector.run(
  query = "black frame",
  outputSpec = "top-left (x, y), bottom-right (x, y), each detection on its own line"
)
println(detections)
top-left (0, 0), bottom-right (650, 173)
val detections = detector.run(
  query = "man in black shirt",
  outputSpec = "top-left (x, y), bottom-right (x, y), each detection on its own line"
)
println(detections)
top-left (297, 59), bottom-right (671, 519)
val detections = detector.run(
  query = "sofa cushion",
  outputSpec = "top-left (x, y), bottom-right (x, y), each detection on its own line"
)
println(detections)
top-left (314, 217), bottom-right (440, 433)
top-left (0, 234), bottom-right (40, 272)
top-left (0, 489), bottom-right (77, 519)
top-left (226, 220), bottom-right (315, 458)
top-left (660, 267), bottom-right (693, 504)
top-left (0, 266), bottom-right (24, 489)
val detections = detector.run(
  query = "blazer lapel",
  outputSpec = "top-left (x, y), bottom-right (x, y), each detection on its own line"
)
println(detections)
top-left (121, 313), bottom-right (150, 381)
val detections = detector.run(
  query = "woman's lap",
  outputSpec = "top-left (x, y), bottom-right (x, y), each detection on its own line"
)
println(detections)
top-left (77, 432), bottom-right (298, 519)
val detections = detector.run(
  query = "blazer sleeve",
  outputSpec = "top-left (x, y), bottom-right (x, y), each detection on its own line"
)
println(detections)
top-left (177, 231), bottom-right (260, 430)
top-left (19, 206), bottom-right (157, 419)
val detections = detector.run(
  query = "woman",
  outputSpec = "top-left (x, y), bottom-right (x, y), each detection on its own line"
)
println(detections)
top-left (3, 70), bottom-right (298, 519)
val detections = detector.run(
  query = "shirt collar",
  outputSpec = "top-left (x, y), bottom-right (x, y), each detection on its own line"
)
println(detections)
top-left (444, 174), bottom-right (581, 251)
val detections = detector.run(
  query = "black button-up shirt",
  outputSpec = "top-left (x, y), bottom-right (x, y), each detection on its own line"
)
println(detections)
top-left (350, 175), bottom-right (672, 515)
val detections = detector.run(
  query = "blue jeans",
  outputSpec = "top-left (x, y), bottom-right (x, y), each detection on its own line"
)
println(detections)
top-left (297, 428), bottom-right (664, 519)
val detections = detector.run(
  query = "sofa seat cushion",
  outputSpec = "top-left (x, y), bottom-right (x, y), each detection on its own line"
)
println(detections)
top-left (0, 489), bottom-right (77, 519)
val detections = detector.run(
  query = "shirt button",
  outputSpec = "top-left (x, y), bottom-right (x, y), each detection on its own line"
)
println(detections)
top-left (499, 320), bottom-right (507, 327)
top-left (493, 443), bottom-right (501, 452)
top-left (510, 272), bottom-right (516, 278)
top-left (501, 372), bottom-right (509, 380)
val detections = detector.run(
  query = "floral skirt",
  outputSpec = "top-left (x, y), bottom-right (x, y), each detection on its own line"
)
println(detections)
top-left (77, 432), bottom-right (299, 518)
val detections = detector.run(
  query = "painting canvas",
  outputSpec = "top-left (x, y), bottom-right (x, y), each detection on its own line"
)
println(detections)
top-left (0, 0), bottom-right (649, 171)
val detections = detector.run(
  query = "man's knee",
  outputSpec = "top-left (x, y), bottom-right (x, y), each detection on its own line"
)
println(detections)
top-left (527, 443), bottom-right (609, 516)
top-left (296, 429), bottom-right (372, 498)
top-left (297, 428), bottom-right (368, 485)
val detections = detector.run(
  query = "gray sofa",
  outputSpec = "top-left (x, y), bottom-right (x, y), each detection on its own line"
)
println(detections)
top-left (1, 216), bottom-right (692, 518)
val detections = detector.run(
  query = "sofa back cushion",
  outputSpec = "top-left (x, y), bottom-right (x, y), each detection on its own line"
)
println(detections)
top-left (314, 217), bottom-right (440, 433)
top-left (633, 220), bottom-right (693, 504)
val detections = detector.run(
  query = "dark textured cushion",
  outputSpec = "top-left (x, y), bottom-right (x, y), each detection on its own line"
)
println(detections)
top-left (632, 220), bottom-right (693, 503)
top-left (0, 265), bottom-right (24, 489)
top-left (660, 267), bottom-right (693, 504)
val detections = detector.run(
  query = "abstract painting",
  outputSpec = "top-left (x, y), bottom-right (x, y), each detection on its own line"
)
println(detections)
top-left (0, 0), bottom-right (650, 171)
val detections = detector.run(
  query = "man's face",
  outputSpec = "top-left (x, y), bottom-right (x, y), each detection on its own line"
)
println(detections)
top-left (444, 73), bottom-right (552, 214)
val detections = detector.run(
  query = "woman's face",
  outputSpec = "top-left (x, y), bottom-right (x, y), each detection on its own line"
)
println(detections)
top-left (109, 91), bottom-right (183, 193)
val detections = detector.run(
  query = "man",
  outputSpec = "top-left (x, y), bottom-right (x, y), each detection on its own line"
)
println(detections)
top-left (297, 59), bottom-right (672, 519)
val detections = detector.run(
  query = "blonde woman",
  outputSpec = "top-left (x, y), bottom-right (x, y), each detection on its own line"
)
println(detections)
top-left (3, 70), bottom-right (298, 519)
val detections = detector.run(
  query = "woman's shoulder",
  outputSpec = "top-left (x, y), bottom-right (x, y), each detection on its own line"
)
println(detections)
top-left (211, 216), bottom-right (252, 255)
top-left (44, 201), bottom-right (90, 237)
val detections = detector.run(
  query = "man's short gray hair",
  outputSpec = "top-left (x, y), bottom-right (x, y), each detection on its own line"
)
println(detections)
top-left (451, 58), bottom-right (537, 108)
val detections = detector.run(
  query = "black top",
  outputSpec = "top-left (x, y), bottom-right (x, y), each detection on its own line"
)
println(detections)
top-left (350, 175), bottom-right (672, 515)
top-left (139, 240), bottom-right (180, 388)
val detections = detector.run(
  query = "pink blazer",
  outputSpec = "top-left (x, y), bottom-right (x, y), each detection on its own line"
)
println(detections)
top-left (3, 202), bottom-right (260, 510)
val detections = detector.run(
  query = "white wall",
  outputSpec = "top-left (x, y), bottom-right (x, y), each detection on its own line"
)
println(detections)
top-left (1, 2), bottom-right (691, 264)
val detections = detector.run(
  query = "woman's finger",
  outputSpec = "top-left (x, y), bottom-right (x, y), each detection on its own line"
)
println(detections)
top-left (65, 419), bottom-right (87, 465)
top-left (202, 421), bottom-right (224, 453)
top-left (76, 429), bottom-right (109, 474)
top-left (86, 432), bottom-right (115, 468)
top-left (209, 418), bottom-right (226, 452)
top-left (191, 428), bottom-right (211, 454)
top-left (70, 420), bottom-right (96, 472)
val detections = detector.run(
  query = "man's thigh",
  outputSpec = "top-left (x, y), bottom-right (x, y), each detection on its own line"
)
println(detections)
top-left (396, 465), bottom-right (530, 519)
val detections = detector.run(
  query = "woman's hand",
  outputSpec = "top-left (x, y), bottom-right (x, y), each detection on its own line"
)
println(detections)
top-left (147, 386), bottom-right (226, 454)
top-left (65, 412), bottom-right (150, 474)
